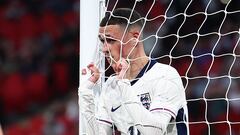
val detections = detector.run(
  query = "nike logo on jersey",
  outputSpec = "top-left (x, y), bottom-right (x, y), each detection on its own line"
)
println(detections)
top-left (111, 105), bottom-right (121, 112)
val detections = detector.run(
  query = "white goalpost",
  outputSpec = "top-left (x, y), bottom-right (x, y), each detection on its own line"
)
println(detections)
top-left (79, 0), bottom-right (240, 134)
top-left (79, 0), bottom-right (105, 134)
top-left (79, 0), bottom-right (105, 81)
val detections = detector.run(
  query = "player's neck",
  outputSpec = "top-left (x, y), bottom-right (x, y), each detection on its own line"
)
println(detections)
top-left (128, 56), bottom-right (149, 80)
top-left (126, 43), bottom-right (149, 80)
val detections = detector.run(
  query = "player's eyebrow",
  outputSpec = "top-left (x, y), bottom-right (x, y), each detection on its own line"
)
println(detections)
top-left (104, 34), bottom-right (112, 37)
top-left (98, 35), bottom-right (104, 43)
top-left (98, 34), bottom-right (118, 44)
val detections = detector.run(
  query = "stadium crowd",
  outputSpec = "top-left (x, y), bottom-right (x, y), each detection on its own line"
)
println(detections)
top-left (107, 0), bottom-right (240, 135)
top-left (0, 0), bottom-right (79, 134)
top-left (0, 0), bottom-right (239, 135)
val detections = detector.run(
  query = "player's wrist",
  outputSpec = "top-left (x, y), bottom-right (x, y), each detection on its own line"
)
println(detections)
top-left (88, 77), bottom-right (99, 84)
top-left (117, 78), bottom-right (131, 84)
top-left (81, 79), bottom-right (95, 89)
top-left (116, 58), bottom-right (130, 79)
top-left (116, 80), bottom-right (140, 103)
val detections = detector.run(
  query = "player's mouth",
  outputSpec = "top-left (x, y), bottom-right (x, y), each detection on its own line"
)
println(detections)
top-left (105, 54), bottom-right (115, 62)
top-left (106, 57), bottom-right (111, 63)
top-left (105, 53), bottom-right (110, 58)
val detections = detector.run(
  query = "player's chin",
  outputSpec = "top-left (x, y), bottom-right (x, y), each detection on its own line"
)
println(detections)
top-left (111, 63), bottom-right (119, 73)
top-left (105, 57), bottom-right (111, 63)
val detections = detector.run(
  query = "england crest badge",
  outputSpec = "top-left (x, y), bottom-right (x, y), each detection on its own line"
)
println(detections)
top-left (139, 93), bottom-right (151, 110)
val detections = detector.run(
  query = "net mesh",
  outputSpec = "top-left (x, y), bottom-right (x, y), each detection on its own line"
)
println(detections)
top-left (92, 0), bottom-right (240, 134)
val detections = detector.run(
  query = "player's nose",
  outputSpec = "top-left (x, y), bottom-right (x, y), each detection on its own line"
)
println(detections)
top-left (102, 43), bottom-right (109, 54)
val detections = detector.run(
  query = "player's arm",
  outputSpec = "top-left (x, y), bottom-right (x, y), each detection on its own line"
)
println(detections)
top-left (0, 125), bottom-right (3, 135)
top-left (116, 79), bottom-right (175, 134)
top-left (116, 60), bottom-right (185, 134)
top-left (79, 64), bottom-right (113, 135)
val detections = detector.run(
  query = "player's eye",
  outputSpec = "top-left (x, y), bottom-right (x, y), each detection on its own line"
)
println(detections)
top-left (98, 35), bottom-right (117, 45)
top-left (105, 37), bottom-right (117, 44)
top-left (99, 36), bottom-right (105, 44)
top-left (100, 39), bottom-right (105, 44)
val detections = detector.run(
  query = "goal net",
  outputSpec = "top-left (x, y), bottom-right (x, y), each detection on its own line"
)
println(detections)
top-left (79, 0), bottom-right (240, 134)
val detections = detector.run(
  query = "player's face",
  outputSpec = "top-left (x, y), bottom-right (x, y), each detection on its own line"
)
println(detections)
top-left (99, 25), bottom-right (135, 71)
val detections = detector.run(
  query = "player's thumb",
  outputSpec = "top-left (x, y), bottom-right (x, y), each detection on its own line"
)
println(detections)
top-left (81, 69), bottom-right (87, 75)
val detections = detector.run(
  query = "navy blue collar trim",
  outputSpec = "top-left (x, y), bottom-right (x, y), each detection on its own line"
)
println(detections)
top-left (130, 59), bottom-right (157, 85)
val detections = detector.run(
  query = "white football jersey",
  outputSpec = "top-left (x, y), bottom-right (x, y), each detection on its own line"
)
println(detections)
top-left (96, 60), bottom-right (189, 135)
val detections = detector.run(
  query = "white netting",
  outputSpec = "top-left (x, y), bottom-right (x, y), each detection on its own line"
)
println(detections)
top-left (81, 0), bottom-right (240, 134)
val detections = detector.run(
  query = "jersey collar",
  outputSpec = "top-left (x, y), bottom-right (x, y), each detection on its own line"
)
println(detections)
top-left (130, 59), bottom-right (157, 85)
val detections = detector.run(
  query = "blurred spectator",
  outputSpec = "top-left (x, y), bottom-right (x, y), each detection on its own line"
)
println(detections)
top-left (105, 0), bottom-right (240, 135)
top-left (0, 125), bottom-right (3, 135)
top-left (0, 0), bottom-right (239, 134)
top-left (0, 0), bottom-right (79, 134)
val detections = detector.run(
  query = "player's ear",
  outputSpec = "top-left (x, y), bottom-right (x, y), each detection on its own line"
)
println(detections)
top-left (131, 31), bottom-right (140, 39)
top-left (131, 31), bottom-right (141, 45)
top-left (127, 31), bottom-right (139, 45)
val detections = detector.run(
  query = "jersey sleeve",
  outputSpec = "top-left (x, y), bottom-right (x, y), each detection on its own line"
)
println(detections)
top-left (115, 79), bottom-right (173, 134)
top-left (150, 79), bottom-right (186, 118)
top-left (150, 66), bottom-right (187, 118)
top-left (96, 87), bottom-right (113, 127)
top-left (114, 65), bottom-right (187, 134)
top-left (79, 80), bottom-right (113, 135)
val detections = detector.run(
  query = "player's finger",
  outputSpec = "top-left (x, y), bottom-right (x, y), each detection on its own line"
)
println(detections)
top-left (87, 64), bottom-right (100, 77)
top-left (87, 63), bottom-right (95, 72)
top-left (88, 65), bottom-right (97, 72)
top-left (81, 68), bottom-right (87, 75)
top-left (86, 63), bottom-right (100, 83)
top-left (116, 58), bottom-right (128, 71)
top-left (115, 60), bottom-right (122, 73)
top-left (123, 58), bottom-right (129, 66)
top-left (87, 63), bottom-right (94, 69)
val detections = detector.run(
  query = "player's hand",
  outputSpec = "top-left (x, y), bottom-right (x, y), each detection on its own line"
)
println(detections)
top-left (116, 58), bottom-right (130, 79)
top-left (81, 63), bottom-right (100, 83)
top-left (0, 126), bottom-right (2, 135)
